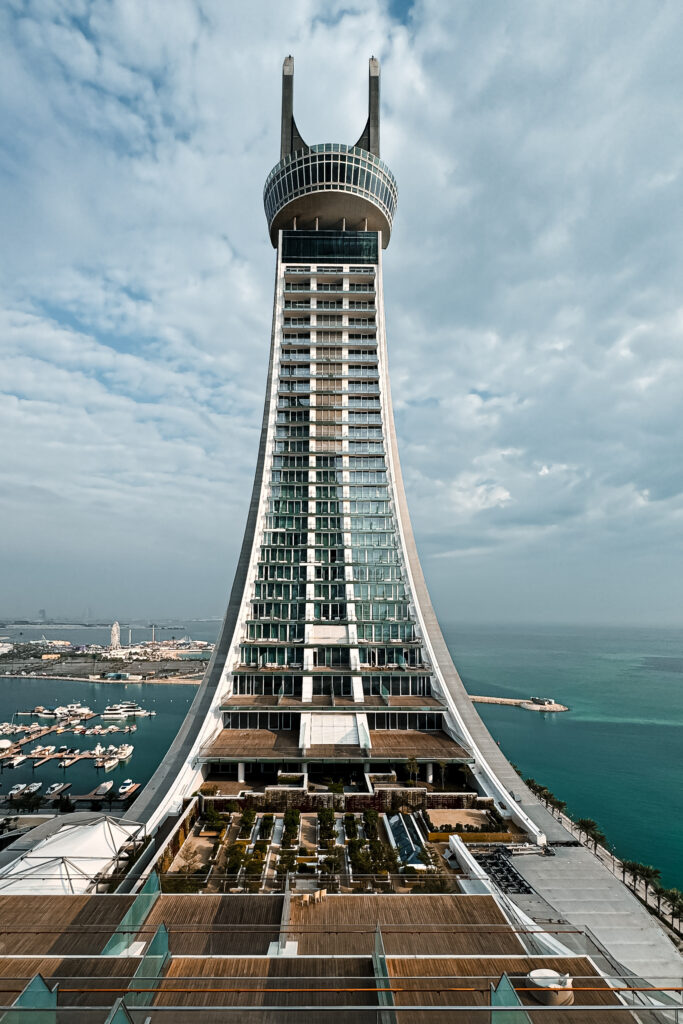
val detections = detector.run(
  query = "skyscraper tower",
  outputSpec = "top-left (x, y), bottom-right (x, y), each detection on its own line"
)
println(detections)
top-left (131, 56), bottom-right (540, 842)
top-left (110, 620), bottom-right (121, 650)
top-left (65, 57), bottom-right (683, 982)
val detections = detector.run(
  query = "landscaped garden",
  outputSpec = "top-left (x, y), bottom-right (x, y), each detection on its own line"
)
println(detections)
top-left (159, 799), bottom-right (499, 895)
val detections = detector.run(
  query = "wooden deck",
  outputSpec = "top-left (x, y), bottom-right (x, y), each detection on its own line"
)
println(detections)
top-left (387, 696), bottom-right (443, 707)
top-left (387, 955), bottom-right (627, 1023)
top-left (153, 957), bottom-right (376, 1010)
top-left (368, 730), bottom-right (470, 759)
top-left (0, 956), bottom-right (140, 1005)
top-left (138, 894), bottom-right (284, 955)
top-left (203, 730), bottom-right (300, 759)
top-left (305, 743), bottom-right (364, 757)
top-left (288, 894), bottom-right (525, 956)
top-left (0, 895), bottom-right (135, 956)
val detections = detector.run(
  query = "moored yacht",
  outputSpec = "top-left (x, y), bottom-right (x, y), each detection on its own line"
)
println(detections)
top-left (101, 701), bottom-right (155, 718)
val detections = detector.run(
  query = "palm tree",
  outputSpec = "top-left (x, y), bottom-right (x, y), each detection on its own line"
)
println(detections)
top-left (620, 859), bottom-right (638, 889)
top-left (554, 799), bottom-right (567, 820)
top-left (652, 882), bottom-right (668, 915)
top-left (638, 865), bottom-right (661, 904)
top-left (643, 868), bottom-right (659, 901)
top-left (406, 758), bottom-right (419, 785)
top-left (588, 827), bottom-right (606, 853)
top-left (674, 891), bottom-right (683, 933)
top-left (664, 888), bottom-right (683, 930)
top-left (624, 860), bottom-right (643, 892)
top-left (575, 818), bottom-right (597, 844)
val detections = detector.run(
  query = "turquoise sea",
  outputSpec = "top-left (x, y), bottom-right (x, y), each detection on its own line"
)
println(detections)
top-left (441, 623), bottom-right (683, 889)
top-left (0, 676), bottom-right (195, 804)
top-left (2, 621), bottom-right (681, 887)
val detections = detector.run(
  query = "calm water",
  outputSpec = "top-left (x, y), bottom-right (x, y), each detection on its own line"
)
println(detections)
top-left (0, 677), bottom-right (195, 801)
top-left (2, 620), bottom-right (681, 887)
top-left (441, 623), bottom-right (683, 888)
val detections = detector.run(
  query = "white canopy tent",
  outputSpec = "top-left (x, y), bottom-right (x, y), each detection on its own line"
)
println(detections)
top-left (0, 815), bottom-right (144, 894)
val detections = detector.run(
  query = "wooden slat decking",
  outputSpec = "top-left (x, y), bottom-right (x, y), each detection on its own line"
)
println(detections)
top-left (203, 730), bottom-right (300, 758)
top-left (0, 955), bottom-right (140, 1005)
top-left (387, 955), bottom-right (628, 1024)
top-left (138, 894), bottom-right (283, 955)
top-left (288, 894), bottom-right (525, 956)
top-left (153, 957), bottom-right (376, 1010)
top-left (0, 895), bottom-right (135, 956)
top-left (368, 730), bottom-right (470, 759)
top-left (305, 743), bottom-right (363, 757)
top-left (387, 696), bottom-right (443, 708)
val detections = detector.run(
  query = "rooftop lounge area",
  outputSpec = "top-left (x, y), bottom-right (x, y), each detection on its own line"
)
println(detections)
top-left (0, 890), bottom-right (659, 1021)
top-left (201, 727), bottom-right (471, 763)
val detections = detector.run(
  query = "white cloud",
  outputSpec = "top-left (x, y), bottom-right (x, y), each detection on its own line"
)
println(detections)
top-left (1, 0), bottom-right (683, 624)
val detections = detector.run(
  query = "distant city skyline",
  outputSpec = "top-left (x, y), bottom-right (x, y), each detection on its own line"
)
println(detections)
top-left (2, 2), bottom-right (683, 627)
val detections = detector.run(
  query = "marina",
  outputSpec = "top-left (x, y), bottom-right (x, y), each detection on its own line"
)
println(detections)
top-left (0, 677), bottom-right (195, 811)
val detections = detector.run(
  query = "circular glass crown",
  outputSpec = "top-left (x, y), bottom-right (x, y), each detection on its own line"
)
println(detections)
top-left (264, 143), bottom-right (398, 248)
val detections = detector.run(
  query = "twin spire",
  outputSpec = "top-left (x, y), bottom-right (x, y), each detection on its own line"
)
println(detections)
top-left (280, 55), bottom-right (380, 161)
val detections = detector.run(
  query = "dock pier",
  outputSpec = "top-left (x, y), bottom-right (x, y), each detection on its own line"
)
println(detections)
top-left (470, 695), bottom-right (569, 712)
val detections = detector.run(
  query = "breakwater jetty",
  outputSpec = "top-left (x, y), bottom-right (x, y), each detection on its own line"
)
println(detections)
top-left (470, 695), bottom-right (569, 712)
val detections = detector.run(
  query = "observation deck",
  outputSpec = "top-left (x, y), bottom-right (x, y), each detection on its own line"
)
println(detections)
top-left (263, 55), bottom-right (397, 247)
top-left (264, 143), bottom-right (397, 247)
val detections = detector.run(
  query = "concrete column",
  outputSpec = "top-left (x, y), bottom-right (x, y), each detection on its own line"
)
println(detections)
top-left (426, 762), bottom-right (434, 785)
top-left (237, 762), bottom-right (246, 784)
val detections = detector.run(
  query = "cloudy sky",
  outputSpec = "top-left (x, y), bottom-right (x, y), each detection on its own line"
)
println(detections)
top-left (1, 0), bottom-right (682, 626)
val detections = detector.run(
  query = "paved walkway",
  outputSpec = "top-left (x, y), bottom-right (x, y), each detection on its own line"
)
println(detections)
top-left (512, 844), bottom-right (683, 982)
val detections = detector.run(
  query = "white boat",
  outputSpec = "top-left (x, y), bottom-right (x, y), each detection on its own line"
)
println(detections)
top-left (117, 744), bottom-right (134, 760)
top-left (42, 745), bottom-right (55, 755)
top-left (8, 783), bottom-right (27, 798)
top-left (102, 702), bottom-right (155, 718)
top-left (66, 703), bottom-right (92, 715)
top-left (103, 756), bottom-right (119, 771)
top-left (45, 782), bottom-right (63, 796)
top-left (118, 779), bottom-right (135, 797)
top-left (25, 782), bottom-right (42, 795)
top-left (95, 780), bottom-right (113, 796)
top-left (9, 754), bottom-right (26, 768)
top-left (93, 743), bottom-right (105, 757)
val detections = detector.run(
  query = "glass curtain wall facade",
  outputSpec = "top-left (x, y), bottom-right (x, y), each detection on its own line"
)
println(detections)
top-left (128, 56), bottom-right (538, 842)
top-left (211, 230), bottom-right (466, 775)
